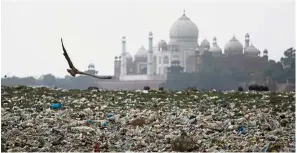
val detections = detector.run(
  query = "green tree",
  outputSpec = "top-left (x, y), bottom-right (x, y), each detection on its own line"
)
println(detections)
top-left (281, 48), bottom-right (295, 84)
top-left (281, 47), bottom-right (295, 68)
top-left (264, 60), bottom-right (286, 83)
top-left (41, 74), bottom-right (57, 87)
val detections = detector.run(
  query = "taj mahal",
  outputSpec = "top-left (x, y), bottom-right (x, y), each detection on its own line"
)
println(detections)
top-left (112, 10), bottom-right (269, 81)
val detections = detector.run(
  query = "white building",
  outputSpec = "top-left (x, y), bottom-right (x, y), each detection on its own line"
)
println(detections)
top-left (113, 10), bottom-right (266, 81)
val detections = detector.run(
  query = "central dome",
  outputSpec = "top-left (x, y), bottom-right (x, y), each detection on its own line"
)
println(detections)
top-left (169, 12), bottom-right (198, 39)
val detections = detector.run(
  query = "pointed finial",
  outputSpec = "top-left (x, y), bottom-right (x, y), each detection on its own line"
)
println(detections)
top-left (183, 9), bottom-right (186, 15)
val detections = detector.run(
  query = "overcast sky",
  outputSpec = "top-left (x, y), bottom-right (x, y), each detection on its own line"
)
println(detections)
top-left (1, 0), bottom-right (296, 78)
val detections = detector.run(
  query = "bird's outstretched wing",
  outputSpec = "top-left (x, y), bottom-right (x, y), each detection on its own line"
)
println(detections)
top-left (80, 71), bottom-right (113, 79)
top-left (61, 38), bottom-right (112, 80)
top-left (61, 38), bottom-right (76, 70)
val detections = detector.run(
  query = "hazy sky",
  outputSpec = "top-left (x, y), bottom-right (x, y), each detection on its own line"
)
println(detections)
top-left (1, 0), bottom-right (296, 78)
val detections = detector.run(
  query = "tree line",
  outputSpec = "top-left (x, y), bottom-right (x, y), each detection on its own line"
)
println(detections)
top-left (1, 74), bottom-right (98, 90)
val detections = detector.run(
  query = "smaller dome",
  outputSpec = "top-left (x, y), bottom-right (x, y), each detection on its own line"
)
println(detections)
top-left (119, 56), bottom-right (122, 59)
top-left (115, 56), bottom-right (118, 60)
top-left (201, 39), bottom-right (210, 50)
top-left (245, 33), bottom-right (250, 38)
top-left (135, 46), bottom-right (148, 58)
top-left (158, 40), bottom-right (168, 51)
top-left (210, 37), bottom-right (222, 53)
top-left (224, 36), bottom-right (243, 54)
top-left (263, 49), bottom-right (268, 54)
top-left (88, 63), bottom-right (95, 69)
top-left (245, 44), bottom-right (259, 55)
top-left (210, 45), bottom-right (222, 53)
top-left (158, 40), bottom-right (167, 47)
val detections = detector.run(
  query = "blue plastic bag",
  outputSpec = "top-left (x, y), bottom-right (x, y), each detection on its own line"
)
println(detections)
top-left (51, 103), bottom-right (62, 110)
top-left (107, 113), bottom-right (114, 118)
top-left (103, 121), bottom-right (108, 127)
top-left (87, 119), bottom-right (93, 124)
top-left (237, 126), bottom-right (245, 135)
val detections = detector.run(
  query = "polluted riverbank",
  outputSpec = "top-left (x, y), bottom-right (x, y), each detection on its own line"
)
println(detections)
top-left (1, 85), bottom-right (295, 152)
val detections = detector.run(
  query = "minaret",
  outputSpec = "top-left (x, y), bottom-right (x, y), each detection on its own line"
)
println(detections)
top-left (194, 48), bottom-right (200, 72)
top-left (120, 36), bottom-right (127, 76)
top-left (147, 31), bottom-right (153, 75)
top-left (213, 37), bottom-right (217, 46)
top-left (245, 33), bottom-right (250, 48)
top-left (263, 49), bottom-right (268, 61)
top-left (114, 56), bottom-right (120, 78)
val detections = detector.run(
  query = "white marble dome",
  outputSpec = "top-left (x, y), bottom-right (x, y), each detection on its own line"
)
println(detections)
top-left (169, 12), bottom-right (198, 39)
top-left (263, 49), bottom-right (268, 54)
top-left (210, 45), bottom-right (222, 53)
top-left (201, 39), bottom-right (210, 50)
top-left (158, 40), bottom-right (167, 50)
top-left (209, 37), bottom-right (222, 53)
top-left (134, 46), bottom-right (147, 58)
top-left (88, 63), bottom-right (95, 69)
top-left (224, 36), bottom-right (243, 54)
top-left (244, 44), bottom-right (260, 55)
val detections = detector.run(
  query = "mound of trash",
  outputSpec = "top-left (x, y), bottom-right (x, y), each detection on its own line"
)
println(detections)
top-left (1, 85), bottom-right (295, 152)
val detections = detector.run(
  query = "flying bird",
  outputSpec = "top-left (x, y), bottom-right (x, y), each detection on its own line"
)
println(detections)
top-left (61, 38), bottom-right (112, 79)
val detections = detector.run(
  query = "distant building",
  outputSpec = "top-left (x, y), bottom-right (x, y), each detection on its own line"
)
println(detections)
top-left (84, 63), bottom-right (98, 76)
top-left (114, 10), bottom-right (269, 81)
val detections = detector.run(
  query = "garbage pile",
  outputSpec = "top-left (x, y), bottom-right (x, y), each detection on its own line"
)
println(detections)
top-left (1, 85), bottom-right (295, 152)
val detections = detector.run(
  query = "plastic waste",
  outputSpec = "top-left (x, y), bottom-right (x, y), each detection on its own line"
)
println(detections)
top-left (103, 121), bottom-right (108, 127)
top-left (107, 113), bottom-right (114, 118)
top-left (58, 110), bottom-right (66, 118)
top-left (1, 85), bottom-right (295, 152)
top-left (50, 103), bottom-right (62, 110)
top-left (292, 136), bottom-right (295, 152)
top-left (87, 119), bottom-right (93, 124)
top-left (189, 115), bottom-right (196, 120)
top-left (94, 142), bottom-right (100, 152)
top-left (237, 126), bottom-right (245, 135)
top-left (85, 119), bottom-right (93, 126)
top-left (35, 106), bottom-right (43, 112)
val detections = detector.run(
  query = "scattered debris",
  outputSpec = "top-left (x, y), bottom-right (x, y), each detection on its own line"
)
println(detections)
top-left (1, 85), bottom-right (295, 152)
